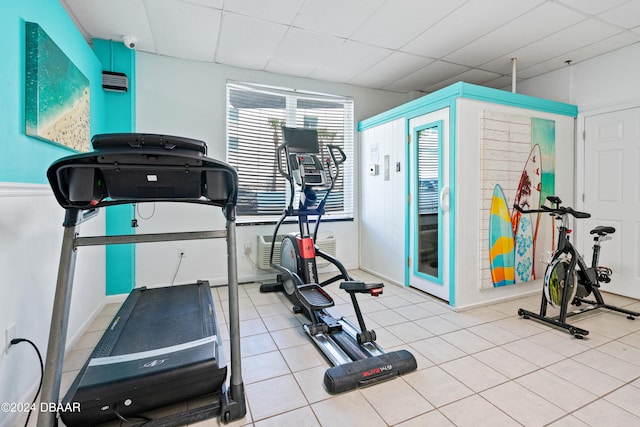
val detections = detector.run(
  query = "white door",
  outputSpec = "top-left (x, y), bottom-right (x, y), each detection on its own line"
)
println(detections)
top-left (583, 107), bottom-right (640, 299)
top-left (407, 109), bottom-right (450, 301)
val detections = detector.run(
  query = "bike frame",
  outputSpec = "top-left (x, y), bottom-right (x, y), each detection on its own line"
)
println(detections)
top-left (517, 197), bottom-right (638, 338)
top-left (541, 212), bottom-right (600, 320)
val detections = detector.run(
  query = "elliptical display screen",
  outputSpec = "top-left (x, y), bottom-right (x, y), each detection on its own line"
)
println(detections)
top-left (283, 127), bottom-right (319, 153)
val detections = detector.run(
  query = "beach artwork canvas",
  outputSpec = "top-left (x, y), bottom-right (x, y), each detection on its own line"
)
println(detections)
top-left (25, 22), bottom-right (90, 152)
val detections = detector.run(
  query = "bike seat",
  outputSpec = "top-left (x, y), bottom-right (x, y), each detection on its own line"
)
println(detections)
top-left (590, 226), bottom-right (615, 236)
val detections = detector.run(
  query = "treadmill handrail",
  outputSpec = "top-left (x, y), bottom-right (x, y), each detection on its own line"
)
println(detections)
top-left (74, 229), bottom-right (228, 247)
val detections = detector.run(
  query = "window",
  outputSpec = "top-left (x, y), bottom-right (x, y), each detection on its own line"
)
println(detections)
top-left (226, 82), bottom-right (354, 220)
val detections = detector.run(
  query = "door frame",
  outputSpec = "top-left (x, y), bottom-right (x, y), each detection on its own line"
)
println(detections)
top-left (576, 102), bottom-right (640, 299)
top-left (575, 101), bottom-right (640, 238)
top-left (405, 106), bottom-right (455, 304)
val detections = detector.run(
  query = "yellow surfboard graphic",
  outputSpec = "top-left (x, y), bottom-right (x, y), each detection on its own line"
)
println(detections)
top-left (489, 184), bottom-right (515, 287)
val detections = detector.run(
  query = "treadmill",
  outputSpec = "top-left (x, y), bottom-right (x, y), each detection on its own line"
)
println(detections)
top-left (37, 133), bottom-right (246, 426)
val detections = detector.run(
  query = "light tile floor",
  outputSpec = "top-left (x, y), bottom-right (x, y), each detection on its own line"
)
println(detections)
top-left (26, 270), bottom-right (640, 426)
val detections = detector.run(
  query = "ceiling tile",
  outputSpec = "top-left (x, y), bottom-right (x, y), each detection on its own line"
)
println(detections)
top-left (183, 0), bottom-right (223, 9)
top-left (145, 0), bottom-right (222, 61)
top-left (349, 51), bottom-right (435, 89)
top-left (216, 13), bottom-right (288, 70)
top-left (63, 0), bottom-right (155, 51)
top-left (483, 75), bottom-right (516, 90)
top-left (421, 68), bottom-right (502, 93)
top-left (264, 28), bottom-right (345, 77)
top-left (383, 60), bottom-right (469, 93)
top-left (480, 57), bottom-right (523, 77)
top-left (537, 31), bottom-right (640, 71)
top-left (451, 68), bottom-right (503, 85)
top-left (444, 2), bottom-right (585, 67)
top-left (308, 41), bottom-right (392, 83)
top-left (222, 0), bottom-right (304, 25)
top-left (293, 0), bottom-right (385, 38)
top-left (508, 18), bottom-right (621, 67)
top-left (598, 1), bottom-right (640, 30)
top-left (511, 29), bottom-right (640, 79)
top-left (516, 61), bottom-right (568, 80)
top-left (556, 0), bottom-right (630, 15)
top-left (350, 0), bottom-right (467, 49)
top-left (402, 0), bottom-right (544, 58)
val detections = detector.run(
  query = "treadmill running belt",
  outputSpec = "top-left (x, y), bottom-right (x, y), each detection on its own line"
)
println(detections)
top-left (113, 285), bottom-right (208, 354)
top-left (61, 281), bottom-right (227, 427)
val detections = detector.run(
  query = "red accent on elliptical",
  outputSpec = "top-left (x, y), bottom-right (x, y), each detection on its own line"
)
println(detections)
top-left (297, 236), bottom-right (316, 259)
top-left (369, 288), bottom-right (383, 297)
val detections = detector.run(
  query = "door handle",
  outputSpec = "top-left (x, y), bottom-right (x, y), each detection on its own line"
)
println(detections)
top-left (440, 186), bottom-right (450, 212)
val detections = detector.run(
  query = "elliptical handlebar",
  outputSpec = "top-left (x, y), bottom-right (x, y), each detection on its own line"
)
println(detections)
top-left (276, 143), bottom-right (293, 182)
top-left (323, 144), bottom-right (345, 188)
top-left (327, 144), bottom-right (346, 167)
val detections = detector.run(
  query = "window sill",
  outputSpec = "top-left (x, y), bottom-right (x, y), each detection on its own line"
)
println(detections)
top-left (236, 215), bottom-right (354, 227)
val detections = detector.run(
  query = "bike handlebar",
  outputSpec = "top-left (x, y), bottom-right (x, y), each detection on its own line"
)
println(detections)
top-left (514, 204), bottom-right (591, 219)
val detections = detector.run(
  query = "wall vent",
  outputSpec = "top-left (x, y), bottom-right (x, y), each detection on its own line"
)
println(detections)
top-left (256, 232), bottom-right (336, 270)
top-left (102, 71), bottom-right (128, 93)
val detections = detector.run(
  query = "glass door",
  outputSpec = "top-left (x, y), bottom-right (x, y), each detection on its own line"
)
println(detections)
top-left (408, 109), bottom-right (450, 301)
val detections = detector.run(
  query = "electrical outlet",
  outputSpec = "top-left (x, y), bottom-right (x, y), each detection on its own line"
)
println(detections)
top-left (178, 247), bottom-right (186, 258)
top-left (244, 243), bottom-right (252, 256)
top-left (5, 324), bottom-right (16, 354)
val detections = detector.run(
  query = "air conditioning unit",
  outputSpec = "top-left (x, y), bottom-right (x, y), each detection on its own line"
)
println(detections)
top-left (256, 232), bottom-right (336, 270)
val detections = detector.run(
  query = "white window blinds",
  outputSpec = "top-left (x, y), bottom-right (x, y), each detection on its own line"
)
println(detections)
top-left (226, 82), bottom-right (354, 220)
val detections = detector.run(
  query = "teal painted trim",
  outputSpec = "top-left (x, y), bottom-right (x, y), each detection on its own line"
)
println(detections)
top-left (358, 82), bottom-right (577, 132)
top-left (93, 38), bottom-right (136, 295)
top-left (448, 100), bottom-right (457, 306)
top-left (404, 117), bottom-right (411, 288)
top-left (411, 121), bottom-right (444, 286)
top-left (359, 84), bottom-right (463, 131)
top-left (457, 82), bottom-right (577, 117)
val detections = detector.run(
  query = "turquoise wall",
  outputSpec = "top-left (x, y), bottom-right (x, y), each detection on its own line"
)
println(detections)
top-left (93, 39), bottom-right (136, 131)
top-left (0, 0), bottom-right (106, 183)
top-left (93, 39), bottom-right (137, 296)
top-left (0, 1), bottom-right (136, 295)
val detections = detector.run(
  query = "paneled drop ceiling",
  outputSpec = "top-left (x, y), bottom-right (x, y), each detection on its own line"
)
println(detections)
top-left (61, 0), bottom-right (640, 94)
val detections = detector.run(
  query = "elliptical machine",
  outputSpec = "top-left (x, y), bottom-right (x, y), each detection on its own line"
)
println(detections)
top-left (260, 127), bottom-right (416, 394)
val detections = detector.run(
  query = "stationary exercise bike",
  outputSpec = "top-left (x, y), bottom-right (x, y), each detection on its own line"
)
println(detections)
top-left (260, 127), bottom-right (416, 393)
top-left (516, 196), bottom-right (639, 338)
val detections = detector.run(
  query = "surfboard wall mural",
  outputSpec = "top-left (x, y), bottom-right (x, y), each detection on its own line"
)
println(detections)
top-left (479, 111), bottom-right (556, 289)
top-left (489, 185), bottom-right (515, 287)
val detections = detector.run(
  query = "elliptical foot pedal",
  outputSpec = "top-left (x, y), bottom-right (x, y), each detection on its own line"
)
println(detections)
top-left (323, 350), bottom-right (417, 394)
top-left (298, 284), bottom-right (334, 310)
top-left (340, 281), bottom-right (384, 296)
